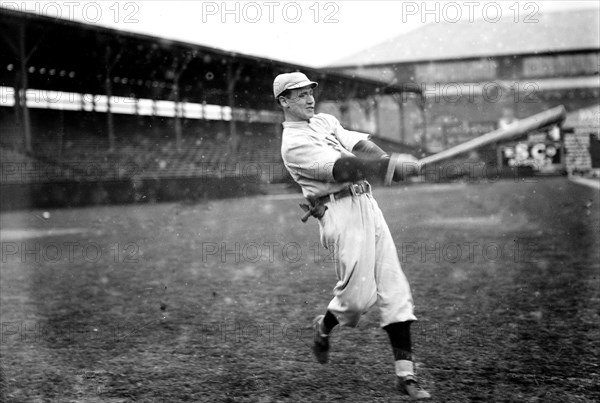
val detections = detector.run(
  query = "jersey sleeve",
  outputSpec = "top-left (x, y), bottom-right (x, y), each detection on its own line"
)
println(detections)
top-left (328, 115), bottom-right (370, 152)
top-left (282, 135), bottom-right (341, 182)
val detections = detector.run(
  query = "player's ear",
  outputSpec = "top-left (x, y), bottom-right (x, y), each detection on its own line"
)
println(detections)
top-left (278, 96), bottom-right (289, 109)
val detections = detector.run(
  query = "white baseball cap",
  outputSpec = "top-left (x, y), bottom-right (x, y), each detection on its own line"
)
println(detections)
top-left (273, 72), bottom-right (318, 98)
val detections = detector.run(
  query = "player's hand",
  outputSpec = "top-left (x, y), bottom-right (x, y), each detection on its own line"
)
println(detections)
top-left (384, 153), bottom-right (420, 185)
top-left (393, 154), bottom-right (420, 179)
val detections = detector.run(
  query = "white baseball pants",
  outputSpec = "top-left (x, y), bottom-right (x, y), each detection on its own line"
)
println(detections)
top-left (317, 192), bottom-right (417, 327)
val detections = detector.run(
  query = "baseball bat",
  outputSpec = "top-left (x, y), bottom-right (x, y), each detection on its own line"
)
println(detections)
top-left (416, 105), bottom-right (567, 168)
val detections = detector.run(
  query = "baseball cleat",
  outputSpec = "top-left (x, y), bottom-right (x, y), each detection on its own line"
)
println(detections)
top-left (312, 315), bottom-right (330, 364)
top-left (396, 375), bottom-right (431, 400)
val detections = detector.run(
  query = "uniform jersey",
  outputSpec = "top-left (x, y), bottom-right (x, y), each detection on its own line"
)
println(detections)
top-left (281, 113), bottom-right (370, 198)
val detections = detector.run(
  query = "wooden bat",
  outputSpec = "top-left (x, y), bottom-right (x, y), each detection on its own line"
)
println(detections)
top-left (417, 105), bottom-right (567, 168)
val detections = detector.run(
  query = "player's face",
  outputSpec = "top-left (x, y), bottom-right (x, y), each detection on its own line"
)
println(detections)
top-left (282, 86), bottom-right (315, 121)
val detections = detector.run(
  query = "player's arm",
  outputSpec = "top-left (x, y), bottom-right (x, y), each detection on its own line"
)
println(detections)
top-left (351, 139), bottom-right (389, 160)
top-left (332, 157), bottom-right (389, 182)
top-left (332, 141), bottom-right (418, 184)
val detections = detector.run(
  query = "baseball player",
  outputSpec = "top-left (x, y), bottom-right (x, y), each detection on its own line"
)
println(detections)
top-left (274, 72), bottom-right (431, 399)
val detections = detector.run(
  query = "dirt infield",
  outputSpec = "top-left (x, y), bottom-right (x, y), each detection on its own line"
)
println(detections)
top-left (1, 177), bottom-right (598, 402)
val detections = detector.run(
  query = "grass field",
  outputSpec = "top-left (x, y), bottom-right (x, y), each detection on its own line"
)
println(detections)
top-left (1, 177), bottom-right (598, 402)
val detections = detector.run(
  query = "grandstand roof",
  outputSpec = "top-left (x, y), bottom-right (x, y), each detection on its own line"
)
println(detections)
top-left (0, 9), bottom-right (416, 112)
top-left (330, 8), bottom-right (600, 67)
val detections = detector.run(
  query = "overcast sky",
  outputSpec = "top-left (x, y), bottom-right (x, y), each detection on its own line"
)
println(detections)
top-left (2, 1), bottom-right (599, 67)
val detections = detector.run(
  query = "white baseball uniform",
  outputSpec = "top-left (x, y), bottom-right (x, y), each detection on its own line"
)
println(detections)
top-left (281, 113), bottom-right (417, 327)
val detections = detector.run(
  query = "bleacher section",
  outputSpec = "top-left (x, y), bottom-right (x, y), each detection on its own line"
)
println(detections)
top-left (1, 109), bottom-right (288, 184)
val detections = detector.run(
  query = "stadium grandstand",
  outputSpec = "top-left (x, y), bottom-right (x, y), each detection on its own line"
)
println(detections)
top-left (328, 8), bottom-right (600, 175)
top-left (0, 8), bottom-right (422, 209)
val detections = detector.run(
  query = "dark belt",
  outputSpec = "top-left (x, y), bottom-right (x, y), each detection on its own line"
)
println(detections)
top-left (300, 181), bottom-right (371, 222)
top-left (309, 181), bottom-right (371, 206)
